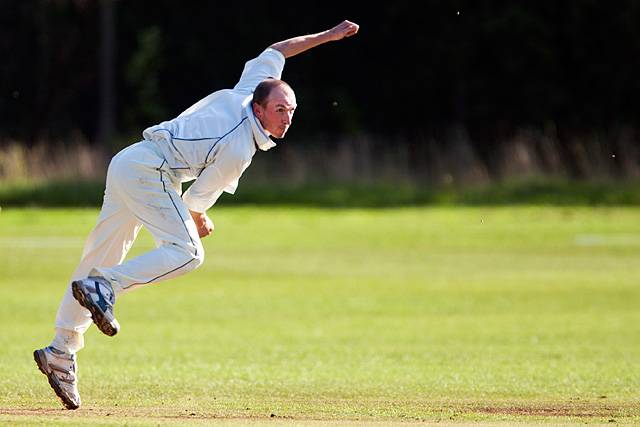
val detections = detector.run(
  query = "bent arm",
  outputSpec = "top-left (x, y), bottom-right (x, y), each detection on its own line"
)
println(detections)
top-left (182, 149), bottom-right (249, 213)
top-left (269, 20), bottom-right (359, 59)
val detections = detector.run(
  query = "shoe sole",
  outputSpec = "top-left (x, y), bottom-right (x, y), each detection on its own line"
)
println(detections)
top-left (33, 349), bottom-right (79, 410)
top-left (71, 280), bottom-right (120, 337)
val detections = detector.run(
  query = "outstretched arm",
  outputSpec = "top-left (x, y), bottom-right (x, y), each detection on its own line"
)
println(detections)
top-left (269, 20), bottom-right (359, 59)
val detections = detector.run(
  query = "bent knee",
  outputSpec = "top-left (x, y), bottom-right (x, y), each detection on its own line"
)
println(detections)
top-left (184, 241), bottom-right (205, 269)
top-left (167, 241), bottom-right (204, 271)
top-left (191, 244), bottom-right (205, 269)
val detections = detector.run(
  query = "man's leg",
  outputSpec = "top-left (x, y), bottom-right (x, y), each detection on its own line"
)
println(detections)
top-left (53, 191), bottom-right (141, 353)
top-left (37, 148), bottom-right (142, 410)
top-left (72, 143), bottom-right (204, 334)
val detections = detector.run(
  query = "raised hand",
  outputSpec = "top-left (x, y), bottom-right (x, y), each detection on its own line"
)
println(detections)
top-left (327, 20), bottom-right (360, 41)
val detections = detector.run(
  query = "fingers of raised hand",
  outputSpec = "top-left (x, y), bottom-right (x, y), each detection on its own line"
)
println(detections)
top-left (342, 21), bottom-right (359, 37)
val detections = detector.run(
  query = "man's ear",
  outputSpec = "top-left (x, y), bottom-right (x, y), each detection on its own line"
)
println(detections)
top-left (252, 102), bottom-right (263, 119)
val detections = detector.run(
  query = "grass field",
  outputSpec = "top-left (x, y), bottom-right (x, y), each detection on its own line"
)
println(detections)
top-left (0, 206), bottom-right (639, 425)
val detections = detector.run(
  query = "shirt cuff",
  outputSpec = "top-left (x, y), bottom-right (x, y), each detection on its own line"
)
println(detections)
top-left (182, 192), bottom-right (215, 214)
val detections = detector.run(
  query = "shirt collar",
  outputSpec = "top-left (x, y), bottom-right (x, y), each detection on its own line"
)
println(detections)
top-left (243, 96), bottom-right (276, 151)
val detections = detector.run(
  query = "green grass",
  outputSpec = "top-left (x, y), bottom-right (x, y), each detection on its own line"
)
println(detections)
top-left (1, 206), bottom-right (639, 425)
top-left (2, 179), bottom-right (640, 207)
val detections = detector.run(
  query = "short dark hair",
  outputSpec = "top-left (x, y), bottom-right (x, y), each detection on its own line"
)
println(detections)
top-left (252, 79), bottom-right (292, 106)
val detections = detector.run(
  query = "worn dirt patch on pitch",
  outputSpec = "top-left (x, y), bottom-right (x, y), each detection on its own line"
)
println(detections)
top-left (472, 405), bottom-right (603, 417)
top-left (449, 399), bottom-right (639, 419)
top-left (1, 401), bottom-right (637, 423)
top-left (0, 408), bottom-right (435, 426)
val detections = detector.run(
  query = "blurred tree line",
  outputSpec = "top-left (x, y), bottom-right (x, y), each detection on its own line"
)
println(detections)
top-left (1, 0), bottom-right (639, 182)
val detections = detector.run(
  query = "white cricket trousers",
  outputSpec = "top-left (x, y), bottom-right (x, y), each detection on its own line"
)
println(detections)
top-left (52, 141), bottom-right (204, 352)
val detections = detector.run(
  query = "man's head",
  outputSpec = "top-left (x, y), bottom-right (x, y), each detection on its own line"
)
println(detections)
top-left (252, 79), bottom-right (297, 139)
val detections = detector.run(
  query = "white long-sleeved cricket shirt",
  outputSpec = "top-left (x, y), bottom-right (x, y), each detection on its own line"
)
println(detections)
top-left (142, 48), bottom-right (285, 212)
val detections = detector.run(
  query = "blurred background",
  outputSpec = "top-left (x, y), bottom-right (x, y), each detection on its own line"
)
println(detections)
top-left (1, 0), bottom-right (639, 206)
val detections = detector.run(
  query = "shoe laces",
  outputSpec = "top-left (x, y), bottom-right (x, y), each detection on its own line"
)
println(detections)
top-left (88, 277), bottom-right (115, 306)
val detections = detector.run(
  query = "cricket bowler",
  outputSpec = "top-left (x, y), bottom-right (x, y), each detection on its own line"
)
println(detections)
top-left (34, 20), bottom-right (359, 409)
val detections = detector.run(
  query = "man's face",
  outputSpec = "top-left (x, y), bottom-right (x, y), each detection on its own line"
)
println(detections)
top-left (253, 85), bottom-right (297, 139)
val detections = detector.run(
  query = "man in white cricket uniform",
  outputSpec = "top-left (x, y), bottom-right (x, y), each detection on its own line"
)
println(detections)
top-left (34, 20), bottom-right (359, 410)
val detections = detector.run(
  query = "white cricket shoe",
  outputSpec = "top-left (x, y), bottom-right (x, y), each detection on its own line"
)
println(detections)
top-left (33, 346), bottom-right (81, 410)
top-left (72, 276), bottom-right (120, 336)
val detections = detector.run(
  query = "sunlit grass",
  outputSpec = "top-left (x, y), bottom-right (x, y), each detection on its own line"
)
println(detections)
top-left (1, 207), bottom-right (639, 425)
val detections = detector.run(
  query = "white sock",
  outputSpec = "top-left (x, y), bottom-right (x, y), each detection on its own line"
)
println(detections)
top-left (50, 328), bottom-right (84, 354)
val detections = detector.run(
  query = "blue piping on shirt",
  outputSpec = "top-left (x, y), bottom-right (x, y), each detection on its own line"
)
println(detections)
top-left (204, 117), bottom-right (248, 163)
top-left (152, 128), bottom-right (222, 142)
